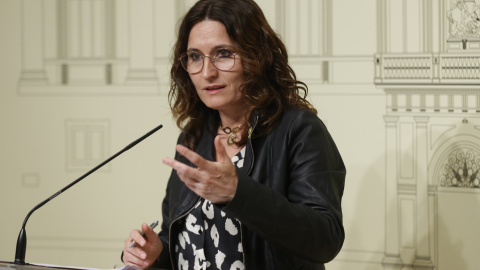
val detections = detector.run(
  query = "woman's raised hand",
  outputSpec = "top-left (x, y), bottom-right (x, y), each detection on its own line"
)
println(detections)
top-left (162, 135), bottom-right (238, 204)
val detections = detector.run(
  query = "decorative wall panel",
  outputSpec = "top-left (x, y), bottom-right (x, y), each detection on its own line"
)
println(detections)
top-left (66, 119), bottom-right (110, 172)
top-left (378, 0), bottom-right (480, 269)
top-left (18, 0), bottom-right (161, 95)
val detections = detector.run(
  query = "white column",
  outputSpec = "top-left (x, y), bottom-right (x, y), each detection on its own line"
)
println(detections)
top-left (19, 0), bottom-right (48, 86)
top-left (125, 0), bottom-right (157, 85)
top-left (414, 116), bottom-right (434, 269)
top-left (383, 115), bottom-right (403, 270)
top-left (385, 0), bottom-right (404, 53)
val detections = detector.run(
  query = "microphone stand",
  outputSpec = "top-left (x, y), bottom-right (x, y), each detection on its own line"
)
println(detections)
top-left (14, 124), bottom-right (163, 265)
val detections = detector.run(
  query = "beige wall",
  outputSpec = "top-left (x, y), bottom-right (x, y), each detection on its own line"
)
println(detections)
top-left (1, 0), bottom-right (479, 269)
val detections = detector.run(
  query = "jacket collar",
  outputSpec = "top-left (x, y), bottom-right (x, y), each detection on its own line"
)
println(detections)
top-left (194, 110), bottom-right (260, 174)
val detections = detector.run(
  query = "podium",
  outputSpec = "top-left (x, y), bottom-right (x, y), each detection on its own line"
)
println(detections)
top-left (0, 262), bottom-right (90, 270)
top-left (0, 262), bottom-right (148, 270)
top-left (0, 262), bottom-right (165, 270)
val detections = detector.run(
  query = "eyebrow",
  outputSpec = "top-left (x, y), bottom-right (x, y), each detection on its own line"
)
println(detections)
top-left (186, 44), bottom-right (235, 53)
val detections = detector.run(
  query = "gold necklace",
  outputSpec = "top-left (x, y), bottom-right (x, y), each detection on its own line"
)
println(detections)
top-left (220, 123), bottom-right (246, 145)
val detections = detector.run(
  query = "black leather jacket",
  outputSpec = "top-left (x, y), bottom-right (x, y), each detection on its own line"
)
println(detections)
top-left (153, 109), bottom-right (345, 270)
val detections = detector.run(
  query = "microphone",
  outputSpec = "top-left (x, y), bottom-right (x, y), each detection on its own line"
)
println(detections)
top-left (14, 124), bottom-right (163, 265)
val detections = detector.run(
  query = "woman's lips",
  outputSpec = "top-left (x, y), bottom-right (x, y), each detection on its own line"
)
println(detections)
top-left (204, 85), bottom-right (225, 93)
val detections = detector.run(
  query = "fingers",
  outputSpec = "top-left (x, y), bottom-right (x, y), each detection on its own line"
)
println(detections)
top-left (123, 249), bottom-right (148, 269)
top-left (162, 141), bottom-right (238, 203)
top-left (123, 231), bottom-right (148, 269)
top-left (142, 223), bottom-right (157, 242)
top-left (175, 144), bottom-right (210, 169)
top-left (123, 224), bottom-right (163, 269)
top-left (162, 156), bottom-right (201, 184)
top-left (130, 228), bottom-right (146, 247)
top-left (214, 135), bottom-right (230, 163)
top-left (123, 251), bottom-right (148, 269)
top-left (164, 138), bottom-right (229, 173)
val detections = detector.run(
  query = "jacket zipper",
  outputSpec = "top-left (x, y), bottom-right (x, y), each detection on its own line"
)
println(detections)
top-left (169, 197), bottom-right (202, 269)
top-left (241, 114), bottom-right (257, 269)
top-left (245, 113), bottom-right (258, 176)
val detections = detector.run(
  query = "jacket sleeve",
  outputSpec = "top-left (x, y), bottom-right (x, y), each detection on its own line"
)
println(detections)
top-left (150, 184), bottom-right (173, 269)
top-left (223, 110), bottom-right (346, 263)
top-left (150, 133), bottom-right (187, 270)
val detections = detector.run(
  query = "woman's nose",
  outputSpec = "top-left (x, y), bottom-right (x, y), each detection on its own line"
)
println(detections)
top-left (201, 56), bottom-right (218, 78)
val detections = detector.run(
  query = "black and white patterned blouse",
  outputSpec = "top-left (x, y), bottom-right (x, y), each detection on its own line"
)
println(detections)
top-left (175, 147), bottom-right (246, 270)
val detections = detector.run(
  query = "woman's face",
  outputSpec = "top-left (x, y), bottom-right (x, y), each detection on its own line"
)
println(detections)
top-left (186, 20), bottom-right (247, 115)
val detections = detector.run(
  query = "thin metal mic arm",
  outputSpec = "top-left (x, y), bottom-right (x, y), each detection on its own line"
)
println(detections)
top-left (14, 124), bottom-right (163, 265)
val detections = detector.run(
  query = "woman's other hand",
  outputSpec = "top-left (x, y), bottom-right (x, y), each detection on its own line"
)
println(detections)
top-left (122, 223), bottom-right (163, 269)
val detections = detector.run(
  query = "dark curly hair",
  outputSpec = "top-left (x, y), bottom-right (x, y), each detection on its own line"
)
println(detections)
top-left (169, 0), bottom-right (317, 150)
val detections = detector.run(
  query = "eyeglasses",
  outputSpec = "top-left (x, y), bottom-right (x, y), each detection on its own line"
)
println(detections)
top-left (180, 49), bottom-right (237, 74)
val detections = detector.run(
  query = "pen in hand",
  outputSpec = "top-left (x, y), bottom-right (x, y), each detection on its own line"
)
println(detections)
top-left (129, 220), bottom-right (159, 248)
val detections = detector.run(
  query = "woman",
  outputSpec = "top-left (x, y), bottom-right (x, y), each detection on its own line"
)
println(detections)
top-left (122, 0), bottom-right (345, 269)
